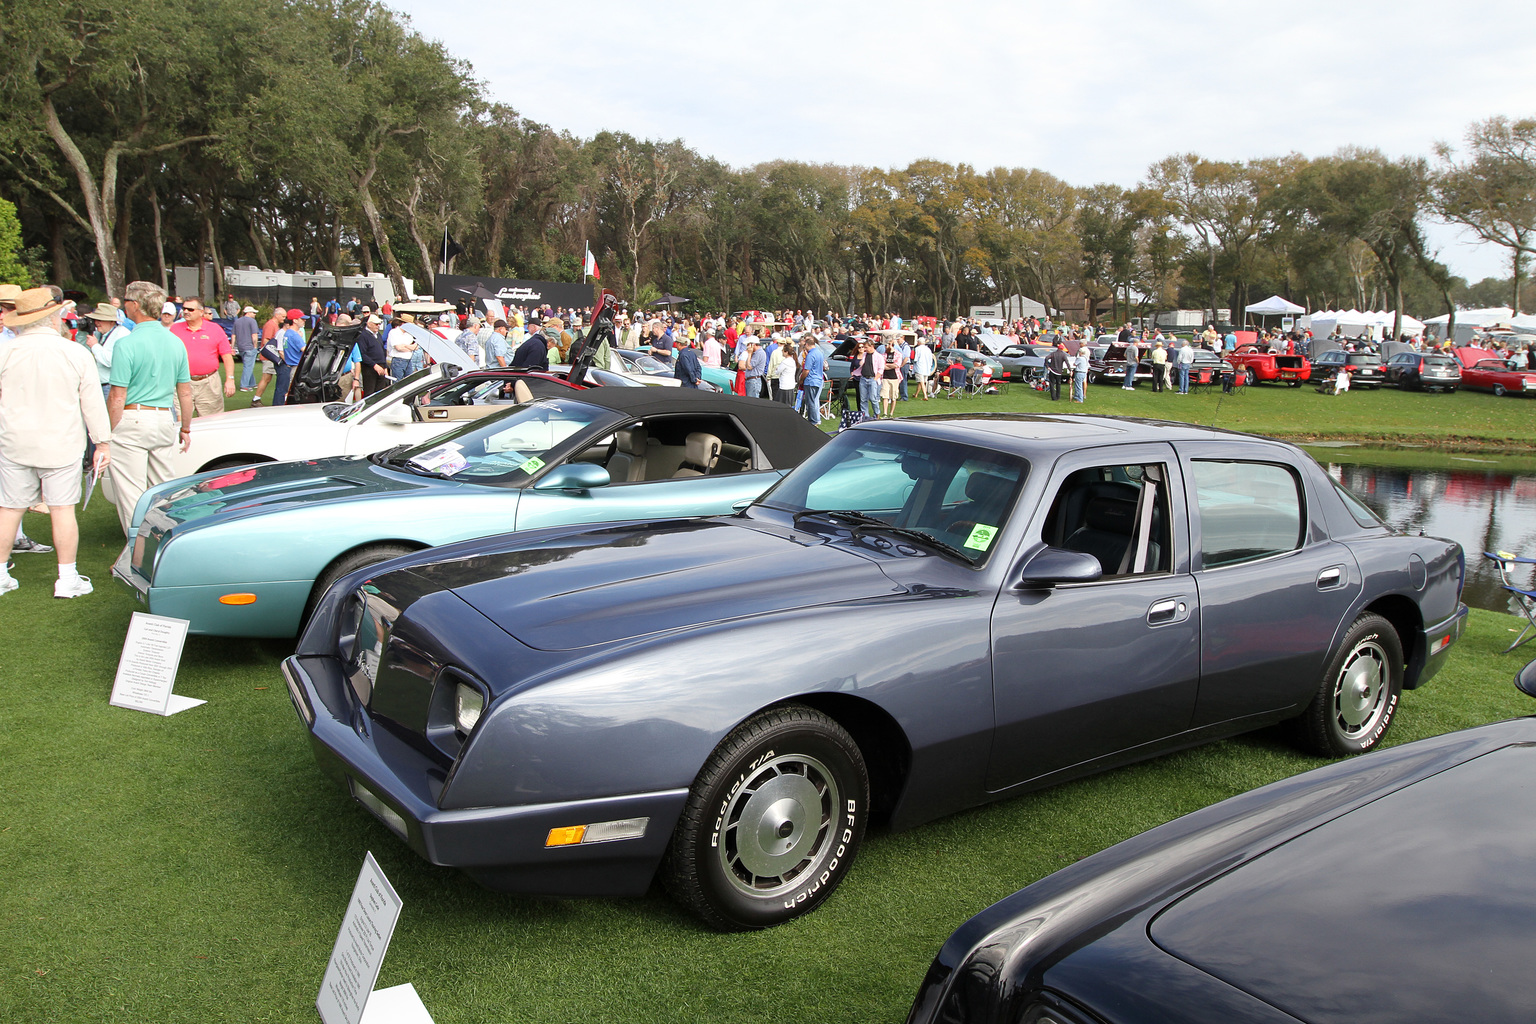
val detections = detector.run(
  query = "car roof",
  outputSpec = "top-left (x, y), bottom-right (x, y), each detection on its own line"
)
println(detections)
top-left (851, 413), bottom-right (1269, 458)
top-left (556, 386), bottom-right (829, 466)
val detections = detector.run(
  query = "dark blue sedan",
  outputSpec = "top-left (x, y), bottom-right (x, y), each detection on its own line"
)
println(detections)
top-left (284, 414), bottom-right (1468, 929)
top-left (908, 665), bottom-right (1536, 1023)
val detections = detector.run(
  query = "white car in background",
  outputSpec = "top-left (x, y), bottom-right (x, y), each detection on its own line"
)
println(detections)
top-left (171, 365), bottom-right (466, 476)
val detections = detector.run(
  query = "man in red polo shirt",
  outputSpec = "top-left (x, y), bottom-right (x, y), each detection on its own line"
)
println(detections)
top-left (169, 297), bottom-right (234, 417)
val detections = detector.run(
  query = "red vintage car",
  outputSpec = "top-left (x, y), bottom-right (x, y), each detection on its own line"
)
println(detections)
top-left (1225, 345), bottom-right (1310, 386)
top-left (1460, 358), bottom-right (1536, 397)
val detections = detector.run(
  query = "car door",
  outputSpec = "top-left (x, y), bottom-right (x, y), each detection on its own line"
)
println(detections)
top-left (1178, 441), bottom-right (1362, 727)
top-left (986, 444), bottom-right (1199, 792)
top-left (342, 379), bottom-right (454, 454)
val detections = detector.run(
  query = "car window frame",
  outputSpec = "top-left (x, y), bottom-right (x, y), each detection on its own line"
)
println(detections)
top-left (1185, 456), bottom-right (1309, 572)
top-left (1022, 442), bottom-right (1189, 584)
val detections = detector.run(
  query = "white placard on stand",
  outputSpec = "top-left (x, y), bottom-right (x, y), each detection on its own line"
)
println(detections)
top-left (108, 612), bottom-right (204, 716)
top-left (317, 853), bottom-right (434, 1024)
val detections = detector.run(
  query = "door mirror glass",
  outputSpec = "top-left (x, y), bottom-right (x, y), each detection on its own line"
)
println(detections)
top-left (533, 462), bottom-right (610, 492)
top-left (1013, 547), bottom-right (1104, 588)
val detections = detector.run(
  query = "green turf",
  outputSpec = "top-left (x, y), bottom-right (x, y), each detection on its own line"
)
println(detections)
top-left (2, 453), bottom-right (1534, 1022)
top-left (878, 378), bottom-right (1536, 451)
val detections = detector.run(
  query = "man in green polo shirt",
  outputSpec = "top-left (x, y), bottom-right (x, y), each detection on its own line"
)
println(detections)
top-left (107, 280), bottom-right (194, 536)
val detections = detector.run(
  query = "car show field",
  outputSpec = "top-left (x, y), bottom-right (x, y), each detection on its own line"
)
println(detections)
top-left (3, 381), bottom-right (1535, 1022)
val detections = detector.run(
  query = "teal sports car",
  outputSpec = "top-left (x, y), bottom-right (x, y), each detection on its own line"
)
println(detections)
top-left (111, 388), bottom-right (827, 637)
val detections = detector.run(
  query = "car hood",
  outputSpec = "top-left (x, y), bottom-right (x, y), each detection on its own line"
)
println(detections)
top-left (385, 518), bottom-right (906, 651)
top-left (152, 456), bottom-right (432, 527)
top-left (1148, 743), bottom-right (1536, 1023)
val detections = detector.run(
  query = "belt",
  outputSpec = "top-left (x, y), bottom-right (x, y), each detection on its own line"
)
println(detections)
top-left (190, 371), bottom-right (218, 381)
top-left (123, 404), bottom-right (171, 411)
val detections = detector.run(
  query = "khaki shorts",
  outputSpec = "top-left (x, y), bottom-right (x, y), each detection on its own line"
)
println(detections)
top-left (0, 454), bottom-right (81, 508)
top-left (880, 377), bottom-right (899, 401)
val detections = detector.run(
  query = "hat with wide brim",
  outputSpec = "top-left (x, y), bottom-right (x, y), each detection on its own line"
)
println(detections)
top-left (7, 287), bottom-right (66, 327)
top-left (0, 284), bottom-right (22, 306)
top-left (83, 302), bottom-right (121, 322)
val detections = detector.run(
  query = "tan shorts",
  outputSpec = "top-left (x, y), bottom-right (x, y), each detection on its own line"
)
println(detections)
top-left (0, 454), bottom-right (81, 508)
top-left (880, 377), bottom-right (899, 401)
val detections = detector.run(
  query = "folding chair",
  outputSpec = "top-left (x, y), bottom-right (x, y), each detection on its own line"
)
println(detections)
top-left (937, 366), bottom-right (969, 399)
top-left (1486, 550), bottom-right (1536, 652)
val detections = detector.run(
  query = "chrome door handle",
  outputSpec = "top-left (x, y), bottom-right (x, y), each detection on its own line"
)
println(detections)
top-left (1317, 566), bottom-right (1344, 589)
top-left (1148, 598), bottom-right (1182, 625)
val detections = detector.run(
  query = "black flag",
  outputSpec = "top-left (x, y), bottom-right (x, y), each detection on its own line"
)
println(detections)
top-left (438, 232), bottom-right (465, 266)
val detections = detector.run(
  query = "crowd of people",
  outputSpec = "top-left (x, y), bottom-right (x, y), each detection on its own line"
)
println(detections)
top-left (8, 281), bottom-right (1536, 603)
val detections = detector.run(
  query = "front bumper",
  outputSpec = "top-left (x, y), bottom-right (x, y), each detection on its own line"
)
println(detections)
top-left (1410, 602), bottom-right (1469, 690)
top-left (111, 540), bottom-right (310, 636)
top-left (282, 654), bottom-right (686, 897)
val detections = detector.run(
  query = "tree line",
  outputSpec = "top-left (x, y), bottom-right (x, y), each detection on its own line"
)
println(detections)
top-left (3, 0), bottom-right (1533, 328)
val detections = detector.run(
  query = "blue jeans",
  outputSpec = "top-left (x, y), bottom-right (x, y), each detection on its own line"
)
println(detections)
top-left (798, 383), bottom-right (823, 425)
top-left (857, 377), bottom-right (880, 418)
top-left (898, 370), bottom-right (909, 401)
top-left (1123, 362), bottom-right (1136, 388)
top-left (238, 350), bottom-right (258, 389)
top-left (745, 375), bottom-right (763, 399)
top-left (1073, 371), bottom-right (1086, 402)
top-left (391, 357), bottom-right (412, 380)
top-left (1178, 364), bottom-right (1191, 393)
top-left (273, 363), bottom-right (294, 406)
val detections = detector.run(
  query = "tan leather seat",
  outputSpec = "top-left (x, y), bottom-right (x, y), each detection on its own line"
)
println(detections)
top-left (606, 426), bottom-right (649, 482)
top-left (513, 380), bottom-right (534, 404)
top-left (673, 432), bottom-right (722, 477)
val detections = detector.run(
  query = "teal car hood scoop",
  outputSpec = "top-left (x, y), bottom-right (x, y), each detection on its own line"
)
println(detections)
top-left (401, 519), bottom-right (905, 651)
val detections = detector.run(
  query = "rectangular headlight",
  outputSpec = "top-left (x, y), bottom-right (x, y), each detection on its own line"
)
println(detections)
top-left (455, 683), bottom-right (485, 733)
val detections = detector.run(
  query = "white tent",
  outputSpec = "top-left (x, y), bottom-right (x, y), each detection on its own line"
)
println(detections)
top-left (1309, 309), bottom-right (1424, 340)
top-left (1421, 307), bottom-right (1513, 328)
top-left (1245, 295), bottom-right (1306, 316)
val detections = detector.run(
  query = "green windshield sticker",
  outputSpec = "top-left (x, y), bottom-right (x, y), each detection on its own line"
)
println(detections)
top-left (519, 456), bottom-right (546, 474)
top-left (964, 524), bottom-right (998, 551)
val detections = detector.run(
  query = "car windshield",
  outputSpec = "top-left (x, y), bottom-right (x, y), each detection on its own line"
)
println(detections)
top-left (326, 367), bottom-right (436, 422)
top-left (759, 429), bottom-right (1028, 566)
top-left (386, 398), bottom-right (621, 483)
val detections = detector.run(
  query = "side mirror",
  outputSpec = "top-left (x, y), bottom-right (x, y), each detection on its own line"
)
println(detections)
top-left (1013, 547), bottom-right (1104, 589)
top-left (1516, 657), bottom-right (1536, 700)
top-left (533, 462), bottom-right (610, 492)
top-left (376, 403), bottom-right (412, 427)
top-left (731, 498), bottom-right (753, 514)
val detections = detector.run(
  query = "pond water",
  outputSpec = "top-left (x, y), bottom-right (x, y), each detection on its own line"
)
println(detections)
top-left (1315, 457), bottom-right (1536, 615)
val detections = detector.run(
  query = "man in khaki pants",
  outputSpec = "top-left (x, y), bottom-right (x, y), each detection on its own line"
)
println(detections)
top-left (169, 297), bottom-right (234, 416)
top-left (108, 281), bottom-right (194, 536)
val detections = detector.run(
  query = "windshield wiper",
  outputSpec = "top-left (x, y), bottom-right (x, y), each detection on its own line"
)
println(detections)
top-left (370, 445), bottom-right (413, 467)
top-left (792, 509), bottom-right (971, 562)
top-left (396, 460), bottom-right (458, 480)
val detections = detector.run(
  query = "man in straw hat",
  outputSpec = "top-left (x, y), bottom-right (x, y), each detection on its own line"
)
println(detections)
top-left (0, 282), bottom-right (52, 556)
top-left (0, 286), bottom-right (113, 598)
top-left (107, 280), bottom-right (193, 537)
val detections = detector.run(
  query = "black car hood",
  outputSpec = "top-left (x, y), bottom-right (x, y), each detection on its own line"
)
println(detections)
top-left (1149, 743), bottom-right (1536, 1023)
top-left (391, 518), bottom-right (905, 651)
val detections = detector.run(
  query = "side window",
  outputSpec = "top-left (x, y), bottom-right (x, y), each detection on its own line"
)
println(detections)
top-left (1191, 461), bottom-right (1303, 568)
top-left (1041, 464), bottom-right (1172, 577)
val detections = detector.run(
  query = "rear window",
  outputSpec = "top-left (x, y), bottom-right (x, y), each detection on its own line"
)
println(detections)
top-left (1191, 461), bottom-right (1304, 569)
top-left (1346, 354), bottom-right (1381, 368)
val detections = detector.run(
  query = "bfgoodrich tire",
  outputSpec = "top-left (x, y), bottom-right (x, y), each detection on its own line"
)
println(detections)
top-left (1301, 612), bottom-right (1403, 757)
top-left (661, 704), bottom-right (868, 930)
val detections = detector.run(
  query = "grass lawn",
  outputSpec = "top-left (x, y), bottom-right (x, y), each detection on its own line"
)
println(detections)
top-left (2, 434), bottom-right (1534, 1022)
top-left (871, 378), bottom-right (1536, 452)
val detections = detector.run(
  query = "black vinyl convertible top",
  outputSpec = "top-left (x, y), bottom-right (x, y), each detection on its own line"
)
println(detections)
top-left (562, 386), bottom-right (829, 467)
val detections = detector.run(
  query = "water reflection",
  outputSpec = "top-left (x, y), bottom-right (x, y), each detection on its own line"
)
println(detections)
top-left (1324, 462), bottom-right (1536, 614)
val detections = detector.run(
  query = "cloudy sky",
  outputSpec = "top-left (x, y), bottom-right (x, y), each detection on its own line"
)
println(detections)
top-left (397, 0), bottom-right (1536, 283)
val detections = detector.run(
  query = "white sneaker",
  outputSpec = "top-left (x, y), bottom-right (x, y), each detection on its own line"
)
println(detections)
top-left (55, 574), bottom-right (93, 599)
top-left (13, 536), bottom-right (53, 554)
top-left (0, 575), bottom-right (16, 596)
